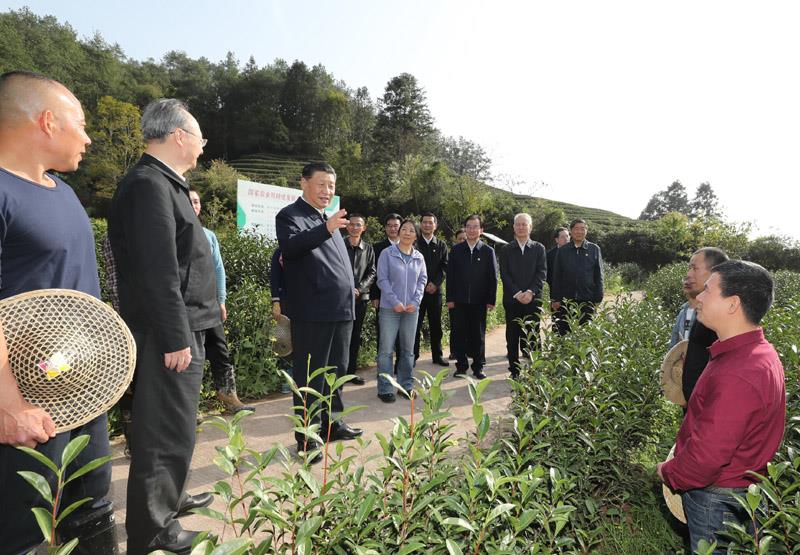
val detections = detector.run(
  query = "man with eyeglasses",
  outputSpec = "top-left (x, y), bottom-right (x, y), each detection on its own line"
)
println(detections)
top-left (344, 214), bottom-right (376, 387)
top-left (109, 98), bottom-right (216, 555)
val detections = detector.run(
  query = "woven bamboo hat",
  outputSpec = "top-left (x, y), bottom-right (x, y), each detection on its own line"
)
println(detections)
top-left (662, 444), bottom-right (686, 523)
top-left (273, 314), bottom-right (292, 357)
top-left (0, 289), bottom-right (136, 432)
top-left (661, 340), bottom-right (688, 407)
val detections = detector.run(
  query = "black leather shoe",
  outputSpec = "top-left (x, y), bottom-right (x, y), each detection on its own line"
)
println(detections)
top-left (150, 530), bottom-right (200, 555)
top-left (177, 492), bottom-right (213, 518)
top-left (328, 421), bottom-right (363, 441)
top-left (351, 375), bottom-right (366, 385)
top-left (432, 357), bottom-right (450, 367)
top-left (453, 369), bottom-right (467, 378)
top-left (473, 370), bottom-right (487, 380)
top-left (297, 440), bottom-right (323, 464)
top-left (378, 393), bottom-right (396, 403)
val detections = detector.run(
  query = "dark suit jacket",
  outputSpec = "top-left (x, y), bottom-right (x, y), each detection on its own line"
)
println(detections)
top-left (345, 238), bottom-right (376, 302)
top-left (551, 240), bottom-right (604, 303)
top-left (108, 154), bottom-right (220, 353)
top-left (446, 240), bottom-right (497, 306)
top-left (369, 238), bottom-right (394, 300)
top-left (415, 235), bottom-right (449, 292)
top-left (499, 239), bottom-right (547, 304)
top-left (276, 197), bottom-right (354, 321)
top-left (546, 246), bottom-right (558, 289)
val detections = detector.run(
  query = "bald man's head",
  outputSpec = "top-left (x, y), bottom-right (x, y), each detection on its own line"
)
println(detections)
top-left (0, 71), bottom-right (75, 127)
top-left (0, 71), bottom-right (90, 173)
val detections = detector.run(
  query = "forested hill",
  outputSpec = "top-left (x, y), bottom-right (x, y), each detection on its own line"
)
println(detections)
top-left (2, 8), bottom-right (798, 271)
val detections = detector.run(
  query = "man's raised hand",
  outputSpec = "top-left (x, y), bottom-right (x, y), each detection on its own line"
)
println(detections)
top-left (326, 209), bottom-right (349, 234)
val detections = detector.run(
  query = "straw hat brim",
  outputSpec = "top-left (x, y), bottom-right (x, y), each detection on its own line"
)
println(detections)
top-left (661, 340), bottom-right (688, 407)
top-left (0, 289), bottom-right (136, 433)
top-left (273, 314), bottom-right (292, 357)
top-left (663, 444), bottom-right (686, 523)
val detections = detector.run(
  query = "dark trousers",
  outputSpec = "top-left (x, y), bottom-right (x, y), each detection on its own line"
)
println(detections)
top-left (504, 298), bottom-right (542, 372)
top-left (0, 414), bottom-right (111, 555)
top-left (126, 329), bottom-right (206, 555)
top-left (347, 300), bottom-right (369, 373)
top-left (414, 292), bottom-right (444, 361)
top-left (451, 302), bottom-right (487, 374)
top-left (553, 300), bottom-right (596, 336)
top-left (291, 319), bottom-right (352, 443)
top-left (205, 322), bottom-right (236, 393)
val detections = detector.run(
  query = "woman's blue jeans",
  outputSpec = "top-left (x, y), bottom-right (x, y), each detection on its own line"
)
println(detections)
top-left (377, 308), bottom-right (416, 394)
top-left (682, 486), bottom-right (752, 554)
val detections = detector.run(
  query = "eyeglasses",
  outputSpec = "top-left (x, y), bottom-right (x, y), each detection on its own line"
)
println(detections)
top-left (171, 128), bottom-right (208, 147)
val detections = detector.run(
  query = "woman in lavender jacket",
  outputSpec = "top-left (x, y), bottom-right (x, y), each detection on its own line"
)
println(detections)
top-left (376, 219), bottom-right (427, 402)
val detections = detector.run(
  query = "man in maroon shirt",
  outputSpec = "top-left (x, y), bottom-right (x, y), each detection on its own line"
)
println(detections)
top-left (657, 260), bottom-right (785, 553)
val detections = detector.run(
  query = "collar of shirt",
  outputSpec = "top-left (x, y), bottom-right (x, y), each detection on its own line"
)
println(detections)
top-left (709, 328), bottom-right (765, 360)
top-left (299, 195), bottom-right (325, 217)
top-left (422, 235), bottom-right (434, 245)
top-left (147, 154), bottom-right (186, 182)
top-left (570, 240), bottom-right (588, 250)
top-left (515, 239), bottom-right (528, 253)
top-left (348, 237), bottom-right (364, 249)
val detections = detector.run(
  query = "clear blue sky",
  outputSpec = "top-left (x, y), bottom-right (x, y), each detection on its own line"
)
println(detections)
top-left (8, 1), bottom-right (800, 239)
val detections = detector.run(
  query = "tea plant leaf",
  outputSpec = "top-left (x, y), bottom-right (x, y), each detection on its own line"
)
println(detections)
top-left (210, 538), bottom-right (253, 555)
top-left (55, 496), bottom-right (92, 526)
top-left (15, 446), bottom-right (59, 474)
top-left (486, 502), bottom-right (515, 523)
top-left (55, 538), bottom-right (79, 555)
top-left (64, 455), bottom-right (112, 485)
top-left (60, 434), bottom-right (90, 469)
top-left (442, 517), bottom-right (475, 532)
top-left (17, 471), bottom-right (53, 504)
top-left (30, 507), bottom-right (52, 541)
top-left (445, 539), bottom-right (464, 555)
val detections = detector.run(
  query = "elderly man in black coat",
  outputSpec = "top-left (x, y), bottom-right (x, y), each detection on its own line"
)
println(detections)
top-left (276, 162), bottom-right (363, 464)
top-left (499, 213), bottom-right (547, 378)
top-left (109, 98), bottom-right (218, 555)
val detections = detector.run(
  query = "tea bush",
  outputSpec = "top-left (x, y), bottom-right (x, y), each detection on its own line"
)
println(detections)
top-left (642, 262), bottom-right (686, 314)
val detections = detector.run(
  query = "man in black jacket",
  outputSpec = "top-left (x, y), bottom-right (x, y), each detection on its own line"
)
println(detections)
top-left (546, 227), bottom-right (569, 290)
top-left (446, 215), bottom-right (498, 379)
top-left (344, 213), bottom-right (376, 386)
top-left (500, 213), bottom-right (547, 378)
top-left (109, 99), bottom-right (217, 555)
top-left (414, 212), bottom-right (449, 366)
top-left (680, 247), bottom-right (729, 403)
top-left (276, 162), bottom-right (363, 463)
top-left (550, 219), bottom-right (604, 336)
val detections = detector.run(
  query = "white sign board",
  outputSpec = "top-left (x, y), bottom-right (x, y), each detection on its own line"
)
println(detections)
top-left (236, 179), bottom-right (340, 239)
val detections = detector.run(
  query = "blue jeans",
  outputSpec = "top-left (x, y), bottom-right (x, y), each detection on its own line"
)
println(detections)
top-left (378, 308), bottom-right (416, 394)
top-left (682, 487), bottom-right (752, 554)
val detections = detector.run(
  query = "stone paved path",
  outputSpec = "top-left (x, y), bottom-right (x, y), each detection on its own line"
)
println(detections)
top-left (109, 324), bottom-right (514, 552)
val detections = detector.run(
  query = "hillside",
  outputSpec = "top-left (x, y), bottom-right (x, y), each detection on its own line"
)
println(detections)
top-left (230, 152), bottom-right (640, 231)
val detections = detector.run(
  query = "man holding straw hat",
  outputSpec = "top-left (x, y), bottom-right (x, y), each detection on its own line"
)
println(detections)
top-left (0, 71), bottom-right (115, 554)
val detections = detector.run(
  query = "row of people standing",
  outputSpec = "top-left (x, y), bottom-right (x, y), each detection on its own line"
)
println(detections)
top-left (273, 208), bottom-right (606, 405)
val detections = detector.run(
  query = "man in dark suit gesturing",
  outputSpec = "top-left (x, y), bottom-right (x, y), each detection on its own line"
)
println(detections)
top-left (276, 163), bottom-right (363, 464)
top-left (109, 99), bottom-right (217, 554)
top-left (499, 213), bottom-right (547, 378)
